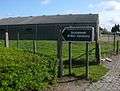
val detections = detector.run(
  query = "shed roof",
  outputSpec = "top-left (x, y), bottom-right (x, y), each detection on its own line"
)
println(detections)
top-left (0, 14), bottom-right (98, 25)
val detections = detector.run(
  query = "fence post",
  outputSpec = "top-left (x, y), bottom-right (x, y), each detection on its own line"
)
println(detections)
top-left (33, 25), bottom-right (37, 54)
top-left (113, 33), bottom-right (116, 52)
top-left (68, 42), bottom-right (72, 75)
top-left (57, 29), bottom-right (63, 78)
top-left (116, 40), bottom-right (119, 54)
top-left (108, 34), bottom-right (110, 42)
top-left (17, 31), bottom-right (19, 49)
top-left (5, 30), bottom-right (9, 47)
top-left (95, 19), bottom-right (101, 64)
top-left (86, 42), bottom-right (89, 80)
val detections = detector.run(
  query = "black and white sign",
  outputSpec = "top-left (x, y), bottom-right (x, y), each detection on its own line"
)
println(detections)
top-left (62, 27), bottom-right (94, 42)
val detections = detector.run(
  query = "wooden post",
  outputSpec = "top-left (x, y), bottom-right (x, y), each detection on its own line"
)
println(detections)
top-left (33, 25), bottom-right (37, 54)
top-left (113, 33), bottom-right (116, 52)
top-left (17, 31), bottom-right (19, 49)
top-left (108, 34), bottom-right (110, 42)
top-left (68, 42), bottom-right (72, 75)
top-left (95, 17), bottom-right (101, 64)
top-left (86, 42), bottom-right (89, 80)
top-left (35, 25), bottom-right (37, 52)
top-left (5, 30), bottom-right (9, 47)
top-left (96, 42), bottom-right (101, 64)
top-left (57, 30), bottom-right (63, 78)
top-left (116, 40), bottom-right (119, 54)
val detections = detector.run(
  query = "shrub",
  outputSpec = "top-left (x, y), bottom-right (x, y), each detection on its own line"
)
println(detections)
top-left (0, 47), bottom-right (57, 91)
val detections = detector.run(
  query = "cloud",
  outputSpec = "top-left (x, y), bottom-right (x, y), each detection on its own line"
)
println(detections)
top-left (88, 0), bottom-right (120, 30)
top-left (109, 17), bottom-right (120, 24)
top-left (40, 0), bottom-right (51, 5)
top-left (101, 0), bottom-right (120, 11)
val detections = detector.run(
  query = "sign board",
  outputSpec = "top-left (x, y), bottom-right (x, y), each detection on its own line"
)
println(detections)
top-left (62, 27), bottom-right (94, 42)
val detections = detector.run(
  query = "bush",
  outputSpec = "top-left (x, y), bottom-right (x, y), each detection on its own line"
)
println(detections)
top-left (0, 47), bottom-right (57, 91)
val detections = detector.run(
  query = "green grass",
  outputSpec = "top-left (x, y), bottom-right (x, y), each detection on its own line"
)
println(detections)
top-left (8, 40), bottom-right (114, 59)
top-left (64, 65), bottom-right (108, 82)
top-left (64, 62), bottom-right (108, 82)
top-left (89, 65), bottom-right (108, 81)
top-left (0, 47), bottom-right (57, 91)
top-left (8, 40), bottom-right (96, 60)
top-left (0, 40), bottom-right (113, 90)
top-left (100, 41), bottom-right (114, 58)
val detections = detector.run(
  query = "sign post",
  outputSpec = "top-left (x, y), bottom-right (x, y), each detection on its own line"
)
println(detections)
top-left (62, 26), bottom-right (94, 79)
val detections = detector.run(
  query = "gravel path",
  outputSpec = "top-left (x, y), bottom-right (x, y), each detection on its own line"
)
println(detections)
top-left (46, 77), bottom-right (89, 91)
top-left (46, 55), bottom-right (120, 91)
top-left (85, 55), bottom-right (120, 91)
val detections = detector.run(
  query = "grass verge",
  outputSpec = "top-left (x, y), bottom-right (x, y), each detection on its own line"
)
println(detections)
top-left (0, 47), bottom-right (57, 91)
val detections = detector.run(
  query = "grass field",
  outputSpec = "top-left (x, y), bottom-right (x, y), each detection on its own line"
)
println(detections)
top-left (0, 40), bottom-right (115, 90)
top-left (8, 40), bottom-right (114, 59)
top-left (4, 40), bottom-right (113, 70)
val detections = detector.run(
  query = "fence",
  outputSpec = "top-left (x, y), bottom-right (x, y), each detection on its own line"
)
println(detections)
top-left (0, 32), bottom-right (120, 59)
top-left (100, 34), bottom-right (120, 57)
top-left (0, 31), bottom-right (120, 76)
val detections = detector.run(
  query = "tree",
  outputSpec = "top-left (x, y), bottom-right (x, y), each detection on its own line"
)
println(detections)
top-left (99, 26), bottom-right (110, 34)
top-left (111, 24), bottom-right (120, 33)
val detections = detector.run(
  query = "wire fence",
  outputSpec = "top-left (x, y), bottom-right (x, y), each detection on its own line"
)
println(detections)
top-left (100, 34), bottom-right (120, 58)
top-left (0, 31), bottom-right (120, 61)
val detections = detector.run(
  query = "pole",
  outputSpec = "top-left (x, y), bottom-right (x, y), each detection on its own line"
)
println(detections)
top-left (86, 42), bottom-right (89, 80)
top-left (116, 40), bottom-right (119, 54)
top-left (17, 31), bottom-right (19, 49)
top-left (5, 30), bottom-right (9, 48)
top-left (95, 19), bottom-right (101, 64)
top-left (68, 42), bottom-right (72, 75)
top-left (33, 25), bottom-right (37, 54)
top-left (113, 33), bottom-right (116, 52)
top-left (57, 30), bottom-right (63, 78)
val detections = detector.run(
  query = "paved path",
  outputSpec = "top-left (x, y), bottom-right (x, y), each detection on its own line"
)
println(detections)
top-left (85, 55), bottom-right (120, 91)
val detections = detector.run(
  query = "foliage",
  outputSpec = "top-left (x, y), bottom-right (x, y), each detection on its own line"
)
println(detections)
top-left (0, 47), bottom-right (57, 91)
top-left (111, 24), bottom-right (120, 33)
top-left (99, 27), bottom-right (111, 34)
